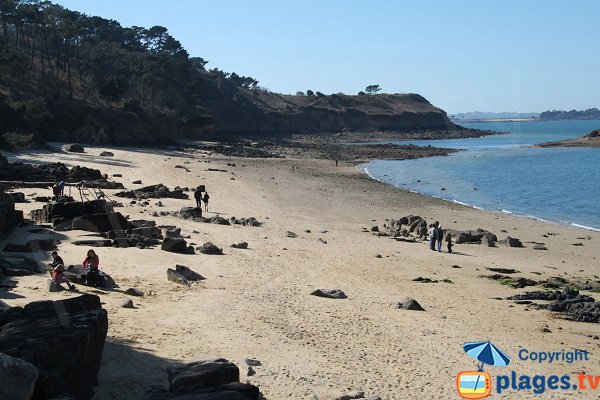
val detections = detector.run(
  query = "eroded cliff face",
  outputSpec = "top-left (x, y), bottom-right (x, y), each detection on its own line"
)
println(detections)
top-left (0, 90), bottom-right (456, 147)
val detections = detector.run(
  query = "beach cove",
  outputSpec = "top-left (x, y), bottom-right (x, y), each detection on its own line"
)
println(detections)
top-left (1, 145), bottom-right (599, 399)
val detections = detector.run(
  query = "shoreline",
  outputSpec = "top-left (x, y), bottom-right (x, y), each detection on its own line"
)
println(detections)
top-left (357, 162), bottom-right (600, 232)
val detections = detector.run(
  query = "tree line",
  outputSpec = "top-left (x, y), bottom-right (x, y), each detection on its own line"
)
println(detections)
top-left (0, 0), bottom-right (260, 110)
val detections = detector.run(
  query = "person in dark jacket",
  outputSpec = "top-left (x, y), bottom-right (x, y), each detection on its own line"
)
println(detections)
top-left (436, 224), bottom-right (444, 252)
top-left (194, 187), bottom-right (203, 208)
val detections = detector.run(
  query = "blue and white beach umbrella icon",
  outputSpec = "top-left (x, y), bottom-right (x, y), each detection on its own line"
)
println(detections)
top-left (464, 341), bottom-right (511, 371)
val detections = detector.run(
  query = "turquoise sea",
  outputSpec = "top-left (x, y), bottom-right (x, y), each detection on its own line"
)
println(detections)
top-left (358, 120), bottom-right (600, 231)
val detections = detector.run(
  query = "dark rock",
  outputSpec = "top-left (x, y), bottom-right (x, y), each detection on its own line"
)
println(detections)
top-left (162, 238), bottom-right (194, 254)
top-left (72, 212), bottom-right (129, 233)
top-left (2, 239), bottom-right (59, 252)
top-left (395, 297), bottom-right (425, 311)
top-left (99, 151), bottom-right (114, 157)
top-left (175, 265), bottom-right (205, 281)
top-left (132, 180), bottom-right (142, 184)
top-left (0, 190), bottom-right (24, 240)
top-left (486, 268), bottom-right (520, 274)
top-left (30, 199), bottom-right (112, 225)
top-left (0, 294), bottom-right (108, 400)
top-left (498, 236), bottom-right (524, 248)
top-left (120, 298), bottom-right (134, 308)
top-left (9, 192), bottom-right (26, 203)
top-left (112, 174), bottom-right (122, 178)
top-left (0, 353), bottom-right (39, 400)
top-left (62, 265), bottom-right (117, 290)
top-left (115, 184), bottom-right (188, 200)
top-left (230, 242), bottom-right (248, 249)
top-left (481, 235), bottom-right (495, 247)
top-left (199, 242), bottom-right (223, 255)
top-left (533, 244), bottom-right (548, 250)
top-left (124, 288), bottom-right (144, 297)
top-left (336, 391), bottom-right (366, 400)
top-left (180, 207), bottom-right (203, 220)
top-left (167, 268), bottom-right (190, 286)
top-left (310, 289), bottom-right (347, 299)
top-left (370, 226), bottom-right (379, 232)
top-left (286, 231), bottom-right (297, 238)
top-left (62, 143), bottom-right (85, 153)
top-left (72, 240), bottom-right (113, 247)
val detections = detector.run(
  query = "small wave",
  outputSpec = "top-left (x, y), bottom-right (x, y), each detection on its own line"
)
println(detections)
top-left (571, 223), bottom-right (600, 232)
top-left (501, 209), bottom-right (513, 214)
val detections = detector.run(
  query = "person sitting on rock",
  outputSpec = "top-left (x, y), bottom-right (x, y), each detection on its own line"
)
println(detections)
top-left (50, 251), bottom-right (75, 291)
top-left (202, 192), bottom-right (210, 212)
top-left (83, 249), bottom-right (101, 287)
top-left (194, 187), bottom-right (203, 208)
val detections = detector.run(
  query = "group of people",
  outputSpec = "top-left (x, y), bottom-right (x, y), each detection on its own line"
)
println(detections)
top-left (52, 180), bottom-right (65, 199)
top-left (427, 221), bottom-right (453, 253)
top-left (194, 186), bottom-right (210, 212)
top-left (49, 249), bottom-right (103, 291)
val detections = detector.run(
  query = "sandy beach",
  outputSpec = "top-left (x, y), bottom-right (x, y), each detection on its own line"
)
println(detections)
top-left (2, 146), bottom-right (599, 399)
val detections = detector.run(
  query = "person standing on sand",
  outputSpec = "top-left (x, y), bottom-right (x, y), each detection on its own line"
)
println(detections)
top-left (428, 224), bottom-right (436, 250)
top-left (202, 192), bottom-right (210, 212)
top-left (446, 233), bottom-right (453, 253)
top-left (194, 187), bottom-right (203, 208)
top-left (436, 224), bottom-right (444, 252)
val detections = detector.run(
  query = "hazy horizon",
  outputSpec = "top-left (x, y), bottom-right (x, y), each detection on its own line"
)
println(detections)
top-left (55, 0), bottom-right (600, 114)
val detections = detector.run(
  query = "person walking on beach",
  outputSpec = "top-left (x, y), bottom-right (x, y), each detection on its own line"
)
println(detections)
top-left (83, 249), bottom-right (101, 287)
top-left (194, 187), bottom-right (203, 208)
top-left (202, 192), bottom-right (210, 212)
top-left (428, 224), bottom-right (436, 250)
top-left (436, 224), bottom-right (444, 252)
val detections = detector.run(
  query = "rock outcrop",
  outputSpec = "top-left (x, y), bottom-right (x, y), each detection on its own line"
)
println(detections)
top-left (0, 189), bottom-right (23, 240)
top-left (0, 294), bottom-right (108, 399)
top-left (115, 184), bottom-right (188, 200)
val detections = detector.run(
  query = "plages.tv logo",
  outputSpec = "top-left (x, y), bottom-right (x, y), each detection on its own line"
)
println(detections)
top-left (457, 341), bottom-right (511, 399)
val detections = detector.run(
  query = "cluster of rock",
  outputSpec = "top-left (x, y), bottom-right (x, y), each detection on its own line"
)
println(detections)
top-left (0, 188), bottom-right (23, 240)
top-left (0, 158), bottom-right (122, 190)
top-left (178, 207), bottom-right (261, 227)
top-left (509, 287), bottom-right (600, 323)
top-left (51, 265), bottom-right (117, 290)
top-left (0, 294), bottom-right (108, 399)
top-left (115, 184), bottom-right (188, 200)
top-left (147, 358), bottom-right (261, 400)
top-left (380, 216), bottom-right (525, 248)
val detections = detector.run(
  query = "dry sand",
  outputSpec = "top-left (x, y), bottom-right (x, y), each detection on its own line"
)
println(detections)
top-left (1, 146), bottom-right (599, 399)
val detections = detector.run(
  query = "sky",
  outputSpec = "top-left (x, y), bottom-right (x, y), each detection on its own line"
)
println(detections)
top-left (55, 0), bottom-right (600, 114)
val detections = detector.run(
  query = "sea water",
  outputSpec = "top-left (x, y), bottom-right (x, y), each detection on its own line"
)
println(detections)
top-left (358, 120), bottom-right (600, 230)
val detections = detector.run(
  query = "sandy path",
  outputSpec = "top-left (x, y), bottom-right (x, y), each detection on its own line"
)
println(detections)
top-left (2, 146), bottom-right (599, 399)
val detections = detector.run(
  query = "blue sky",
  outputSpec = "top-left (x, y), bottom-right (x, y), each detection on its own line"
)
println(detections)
top-left (56, 0), bottom-right (600, 113)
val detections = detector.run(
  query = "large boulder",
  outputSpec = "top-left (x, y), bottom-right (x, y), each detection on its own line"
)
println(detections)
top-left (0, 295), bottom-right (108, 399)
top-left (498, 236), bottom-right (523, 248)
top-left (180, 207), bottom-right (203, 220)
top-left (61, 143), bottom-right (85, 153)
top-left (0, 353), bottom-right (39, 400)
top-left (199, 242), bottom-right (223, 255)
top-left (30, 199), bottom-right (112, 225)
top-left (162, 238), bottom-right (194, 254)
top-left (72, 212), bottom-right (129, 233)
top-left (175, 265), bottom-right (205, 281)
top-left (0, 190), bottom-right (24, 240)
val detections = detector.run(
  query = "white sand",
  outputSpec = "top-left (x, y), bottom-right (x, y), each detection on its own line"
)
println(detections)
top-left (2, 146), bottom-right (599, 399)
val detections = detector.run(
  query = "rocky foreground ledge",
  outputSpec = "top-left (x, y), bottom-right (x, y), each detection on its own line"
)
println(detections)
top-left (536, 129), bottom-right (600, 148)
top-left (0, 295), bottom-right (263, 400)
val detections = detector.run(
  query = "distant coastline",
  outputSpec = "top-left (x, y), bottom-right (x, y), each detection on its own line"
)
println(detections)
top-left (536, 129), bottom-right (600, 148)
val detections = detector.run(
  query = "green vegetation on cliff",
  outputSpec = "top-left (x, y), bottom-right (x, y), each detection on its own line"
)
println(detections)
top-left (0, 0), bottom-right (457, 148)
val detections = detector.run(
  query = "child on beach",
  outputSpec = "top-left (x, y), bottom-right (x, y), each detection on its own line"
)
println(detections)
top-left (50, 251), bottom-right (75, 291)
top-left (446, 233), bottom-right (453, 253)
top-left (202, 192), bottom-right (210, 212)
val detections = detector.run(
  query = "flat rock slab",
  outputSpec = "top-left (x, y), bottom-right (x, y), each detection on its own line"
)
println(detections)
top-left (72, 239), bottom-right (113, 247)
top-left (310, 289), bottom-right (347, 299)
top-left (230, 242), bottom-right (248, 249)
top-left (395, 297), bottom-right (425, 311)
